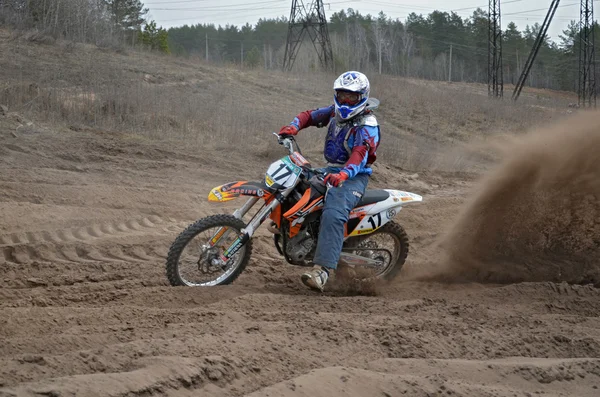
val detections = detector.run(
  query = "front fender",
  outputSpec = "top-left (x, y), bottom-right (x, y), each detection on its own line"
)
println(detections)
top-left (208, 181), bottom-right (271, 202)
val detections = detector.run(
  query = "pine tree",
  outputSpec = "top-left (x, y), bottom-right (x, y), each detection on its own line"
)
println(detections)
top-left (138, 20), bottom-right (170, 53)
top-left (104, 0), bottom-right (148, 33)
top-left (245, 46), bottom-right (261, 68)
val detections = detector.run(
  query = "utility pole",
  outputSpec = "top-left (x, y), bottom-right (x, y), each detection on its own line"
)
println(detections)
top-left (241, 42), bottom-right (244, 68)
top-left (205, 33), bottom-right (208, 61)
top-left (579, 0), bottom-right (596, 107)
top-left (378, 45), bottom-right (382, 75)
top-left (283, 0), bottom-right (334, 71)
top-left (488, 0), bottom-right (503, 97)
top-left (448, 44), bottom-right (453, 82)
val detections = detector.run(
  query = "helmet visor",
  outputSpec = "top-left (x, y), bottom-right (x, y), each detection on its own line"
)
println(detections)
top-left (335, 90), bottom-right (361, 106)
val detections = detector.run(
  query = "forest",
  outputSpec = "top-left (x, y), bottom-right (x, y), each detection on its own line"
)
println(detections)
top-left (168, 8), bottom-right (598, 92)
top-left (0, 1), bottom-right (597, 92)
top-left (0, 0), bottom-right (168, 51)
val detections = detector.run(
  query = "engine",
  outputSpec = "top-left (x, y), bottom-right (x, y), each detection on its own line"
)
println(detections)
top-left (285, 229), bottom-right (316, 263)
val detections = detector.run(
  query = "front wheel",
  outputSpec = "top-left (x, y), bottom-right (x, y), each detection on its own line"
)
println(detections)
top-left (166, 215), bottom-right (252, 286)
top-left (344, 220), bottom-right (409, 281)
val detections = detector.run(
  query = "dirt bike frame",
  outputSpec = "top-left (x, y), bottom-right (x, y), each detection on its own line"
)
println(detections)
top-left (205, 136), bottom-right (304, 264)
top-left (206, 134), bottom-right (423, 266)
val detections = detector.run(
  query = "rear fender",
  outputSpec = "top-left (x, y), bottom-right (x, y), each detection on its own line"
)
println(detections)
top-left (346, 190), bottom-right (423, 237)
top-left (386, 190), bottom-right (423, 206)
top-left (208, 181), bottom-right (271, 202)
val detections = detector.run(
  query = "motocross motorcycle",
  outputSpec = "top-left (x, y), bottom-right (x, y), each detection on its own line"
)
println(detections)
top-left (166, 134), bottom-right (423, 287)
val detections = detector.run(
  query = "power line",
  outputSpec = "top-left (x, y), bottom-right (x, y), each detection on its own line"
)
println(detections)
top-left (151, 0), bottom-right (355, 11)
top-left (154, 0), bottom-right (356, 25)
top-left (354, 0), bottom-right (584, 28)
top-left (451, 0), bottom-right (524, 12)
top-left (146, 0), bottom-right (212, 4)
top-left (159, 9), bottom-right (288, 23)
top-left (505, 3), bottom-right (576, 16)
top-left (157, 0), bottom-right (597, 49)
top-left (151, 3), bottom-right (289, 12)
top-left (362, 0), bottom-right (525, 14)
top-left (361, 1), bottom-right (445, 12)
top-left (154, 0), bottom-right (596, 27)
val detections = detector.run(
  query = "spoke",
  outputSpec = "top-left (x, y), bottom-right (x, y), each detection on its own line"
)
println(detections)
top-left (177, 226), bottom-right (245, 286)
top-left (352, 231), bottom-right (400, 276)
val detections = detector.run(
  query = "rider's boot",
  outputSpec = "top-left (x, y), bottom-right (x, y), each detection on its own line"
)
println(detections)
top-left (301, 265), bottom-right (330, 292)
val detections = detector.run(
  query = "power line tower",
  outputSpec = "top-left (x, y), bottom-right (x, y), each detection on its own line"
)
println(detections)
top-left (488, 0), bottom-right (503, 98)
top-left (512, 0), bottom-right (560, 101)
top-left (282, 0), bottom-right (334, 71)
top-left (579, 0), bottom-right (596, 107)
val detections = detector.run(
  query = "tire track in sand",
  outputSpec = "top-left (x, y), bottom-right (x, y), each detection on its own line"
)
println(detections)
top-left (0, 215), bottom-right (184, 264)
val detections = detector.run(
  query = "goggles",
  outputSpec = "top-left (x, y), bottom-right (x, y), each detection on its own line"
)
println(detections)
top-left (335, 90), bottom-right (361, 106)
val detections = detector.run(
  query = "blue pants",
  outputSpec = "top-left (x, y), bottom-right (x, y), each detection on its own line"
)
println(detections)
top-left (313, 169), bottom-right (370, 269)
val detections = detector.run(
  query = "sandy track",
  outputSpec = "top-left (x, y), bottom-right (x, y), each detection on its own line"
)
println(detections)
top-left (1, 116), bottom-right (600, 396)
top-left (252, 358), bottom-right (600, 396)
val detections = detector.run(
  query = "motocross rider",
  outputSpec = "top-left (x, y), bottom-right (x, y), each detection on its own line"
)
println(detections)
top-left (278, 71), bottom-right (380, 292)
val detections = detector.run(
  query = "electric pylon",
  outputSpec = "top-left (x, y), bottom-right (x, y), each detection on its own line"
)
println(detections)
top-left (579, 0), bottom-right (596, 107)
top-left (282, 0), bottom-right (334, 71)
top-left (488, 0), bottom-right (503, 97)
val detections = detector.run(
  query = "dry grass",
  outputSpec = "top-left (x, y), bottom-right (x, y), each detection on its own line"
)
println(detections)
top-left (0, 28), bottom-right (577, 173)
top-left (371, 76), bottom-right (575, 171)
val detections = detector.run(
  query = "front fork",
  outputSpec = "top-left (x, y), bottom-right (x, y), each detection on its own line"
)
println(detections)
top-left (206, 197), bottom-right (259, 249)
top-left (209, 193), bottom-right (288, 264)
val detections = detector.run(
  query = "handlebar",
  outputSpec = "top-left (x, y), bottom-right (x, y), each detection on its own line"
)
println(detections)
top-left (272, 132), bottom-right (302, 156)
top-left (272, 132), bottom-right (330, 186)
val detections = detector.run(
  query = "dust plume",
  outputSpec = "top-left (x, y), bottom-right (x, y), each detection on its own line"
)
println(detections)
top-left (328, 265), bottom-right (381, 296)
top-left (437, 111), bottom-right (600, 285)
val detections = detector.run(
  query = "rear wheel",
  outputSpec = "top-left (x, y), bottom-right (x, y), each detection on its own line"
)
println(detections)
top-left (344, 220), bottom-right (409, 281)
top-left (166, 215), bottom-right (252, 286)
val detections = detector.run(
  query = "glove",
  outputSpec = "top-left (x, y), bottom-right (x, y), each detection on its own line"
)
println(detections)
top-left (278, 124), bottom-right (299, 136)
top-left (324, 171), bottom-right (349, 187)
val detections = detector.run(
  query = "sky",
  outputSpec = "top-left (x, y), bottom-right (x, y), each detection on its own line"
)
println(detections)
top-left (146, 0), bottom-right (595, 44)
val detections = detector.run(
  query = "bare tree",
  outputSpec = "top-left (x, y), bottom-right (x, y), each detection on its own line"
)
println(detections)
top-left (399, 24), bottom-right (414, 77)
top-left (381, 22), bottom-right (399, 75)
top-left (349, 21), bottom-right (370, 72)
top-left (0, 0), bottom-right (144, 46)
top-left (371, 18), bottom-right (385, 75)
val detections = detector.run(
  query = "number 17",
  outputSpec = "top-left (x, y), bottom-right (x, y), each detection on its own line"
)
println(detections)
top-left (367, 213), bottom-right (381, 229)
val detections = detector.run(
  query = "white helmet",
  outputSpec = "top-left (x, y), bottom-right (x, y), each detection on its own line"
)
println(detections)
top-left (333, 71), bottom-right (370, 122)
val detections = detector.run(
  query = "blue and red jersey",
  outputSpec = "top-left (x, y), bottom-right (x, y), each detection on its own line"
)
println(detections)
top-left (289, 105), bottom-right (380, 178)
